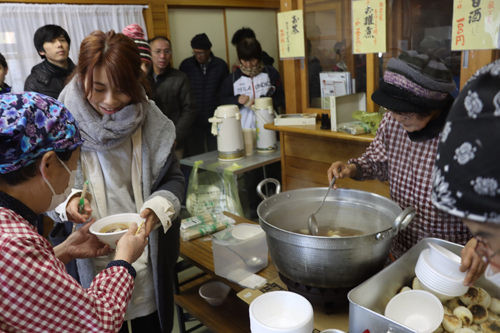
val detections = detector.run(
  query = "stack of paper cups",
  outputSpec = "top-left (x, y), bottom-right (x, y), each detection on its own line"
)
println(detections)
top-left (249, 291), bottom-right (314, 333)
top-left (243, 128), bottom-right (254, 156)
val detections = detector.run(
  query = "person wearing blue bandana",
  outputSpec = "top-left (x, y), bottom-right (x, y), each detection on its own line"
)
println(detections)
top-left (0, 92), bottom-right (148, 332)
top-left (432, 59), bottom-right (500, 287)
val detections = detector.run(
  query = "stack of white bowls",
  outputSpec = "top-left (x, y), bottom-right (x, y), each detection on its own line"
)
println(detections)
top-left (249, 291), bottom-right (314, 333)
top-left (415, 243), bottom-right (468, 301)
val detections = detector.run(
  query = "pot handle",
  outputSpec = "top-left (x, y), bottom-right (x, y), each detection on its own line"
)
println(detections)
top-left (393, 207), bottom-right (416, 235)
top-left (376, 207), bottom-right (415, 241)
top-left (256, 178), bottom-right (281, 200)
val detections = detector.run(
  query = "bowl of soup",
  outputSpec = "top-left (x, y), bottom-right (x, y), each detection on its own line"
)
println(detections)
top-left (89, 213), bottom-right (144, 249)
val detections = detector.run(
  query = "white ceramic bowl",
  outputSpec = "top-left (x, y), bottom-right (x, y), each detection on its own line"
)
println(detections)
top-left (198, 281), bottom-right (231, 306)
top-left (89, 213), bottom-right (144, 249)
top-left (320, 330), bottom-right (347, 333)
top-left (385, 290), bottom-right (444, 333)
top-left (249, 291), bottom-right (314, 333)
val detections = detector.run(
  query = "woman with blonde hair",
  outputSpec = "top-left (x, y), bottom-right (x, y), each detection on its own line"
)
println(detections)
top-left (49, 30), bottom-right (184, 333)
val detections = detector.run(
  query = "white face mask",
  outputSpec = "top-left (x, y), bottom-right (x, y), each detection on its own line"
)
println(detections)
top-left (42, 155), bottom-right (76, 212)
top-left (484, 265), bottom-right (500, 288)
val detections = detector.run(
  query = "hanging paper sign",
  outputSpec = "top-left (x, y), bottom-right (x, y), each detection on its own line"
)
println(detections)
top-left (452, 0), bottom-right (500, 50)
top-left (277, 9), bottom-right (305, 59)
top-left (352, 0), bottom-right (387, 54)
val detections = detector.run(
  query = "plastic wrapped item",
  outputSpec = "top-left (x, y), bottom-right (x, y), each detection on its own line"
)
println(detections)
top-left (186, 160), bottom-right (244, 217)
top-left (180, 213), bottom-right (236, 241)
top-left (337, 121), bottom-right (371, 135)
top-left (351, 110), bottom-right (383, 135)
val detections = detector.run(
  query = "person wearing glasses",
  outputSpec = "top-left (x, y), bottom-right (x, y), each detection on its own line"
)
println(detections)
top-left (328, 51), bottom-right (473, 262)
top-left (432, 60), bottom-right (500, 286)
top-left (148, 36), bottom-right (196, 160)
top-left (179, 33), bottom-right (229, 156)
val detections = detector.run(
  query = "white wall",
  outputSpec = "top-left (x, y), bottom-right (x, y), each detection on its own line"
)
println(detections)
top-left (168, 7), bottom-right (279, 71)
top-left (225, 8), bottom-right (279, 70)
top-left (168, 8), bottom-right (227, 69)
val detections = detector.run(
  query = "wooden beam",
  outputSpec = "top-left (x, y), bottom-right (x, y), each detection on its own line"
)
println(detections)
top-left (281, 0), bottom-right (303, 114)
top-left (144, 3), bottom-right (155, 39)
top-left (366, 53), bottom-right (379, 112)
top-left (460, 50), bottom-right (496, 89)
top-left (223, 9), bottom-right (230, 71)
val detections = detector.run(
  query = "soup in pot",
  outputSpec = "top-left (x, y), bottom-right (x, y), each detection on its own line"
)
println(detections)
top-left (294, 226), bottom-right (365, 237)
top-left (100, 222), bottom-right (132, 233)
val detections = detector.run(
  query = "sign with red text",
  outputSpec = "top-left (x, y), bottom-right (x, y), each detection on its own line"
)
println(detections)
top-left (277, 10), bottom-right (305, 59)
top-left (452, 0), bottom-right (500, 50)
top-left (352, 0), bottom-right (387, 54)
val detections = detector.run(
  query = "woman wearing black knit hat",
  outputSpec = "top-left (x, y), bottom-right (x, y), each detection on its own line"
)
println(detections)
top-left (432, 59), bottom-right (500, 287)
top-left (328, 51), bottom-right (474, 271)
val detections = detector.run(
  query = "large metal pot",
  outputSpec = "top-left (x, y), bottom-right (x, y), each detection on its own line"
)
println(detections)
top-left (256, 179), bottom-right (415, 289)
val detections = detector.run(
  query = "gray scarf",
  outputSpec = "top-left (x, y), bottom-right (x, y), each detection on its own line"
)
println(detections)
top-left (59, 76), bottom-right (147, 152)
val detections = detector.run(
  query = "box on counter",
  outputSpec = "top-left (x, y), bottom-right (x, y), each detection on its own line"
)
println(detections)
top-left (212, 223), bottom-right (268, 283)
top-left (274, 113), bottom-right (317, 126)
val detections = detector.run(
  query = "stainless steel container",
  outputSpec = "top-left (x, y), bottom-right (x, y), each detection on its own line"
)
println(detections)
top-left (256, 179), bottom-right (415, 289)
top-left (348, 238), bottom-right (499, 333)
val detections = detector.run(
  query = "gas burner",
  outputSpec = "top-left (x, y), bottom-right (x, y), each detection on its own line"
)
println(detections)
top-left (279, 273), bottom-right (350, 315)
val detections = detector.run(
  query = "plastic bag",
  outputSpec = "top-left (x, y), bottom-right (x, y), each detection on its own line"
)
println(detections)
top-left (180, 213), bottom-right (236, 241)
top-left (186, 160), bottom-right (244, 217)
top-left (351, 110), bottom-right (383, 135)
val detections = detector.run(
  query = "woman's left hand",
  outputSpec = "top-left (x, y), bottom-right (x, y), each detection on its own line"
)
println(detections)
top-left (55, 219), bottom-right (112, 264)
top-left (460, 238), bottom-right (487, 286)
top-left (140, 208), bottom-right (160, 237)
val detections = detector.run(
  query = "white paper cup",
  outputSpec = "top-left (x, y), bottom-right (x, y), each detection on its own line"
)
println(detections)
top-left (385, 290), bottom-right (443, 333)
top-left (243, 128), bottom-right (254, 156)
top-left (249, 291), bottom-right (313, 333)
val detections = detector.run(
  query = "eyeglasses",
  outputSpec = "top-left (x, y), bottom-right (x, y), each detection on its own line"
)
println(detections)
top-left (474, 236), bottom-right (500, 268)
top-left (192, 51), bottom-right (206, 57)
top-left (154, 49), bottom-right (171, 55)
top-left (383, 107), bottom-right (416, 120)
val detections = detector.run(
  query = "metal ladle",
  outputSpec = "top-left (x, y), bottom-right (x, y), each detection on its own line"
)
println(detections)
top-left (227, 246), bottom-right (265, 270)
top-left (308, 177), bottom-right (336, 236)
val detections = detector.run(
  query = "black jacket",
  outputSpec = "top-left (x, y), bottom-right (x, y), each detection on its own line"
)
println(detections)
top-left (148, 67), bottom-right (197, 147)
top-left (24, 59), bottom-right (75, 99)
top-left (179, 54), bottom-right (229, 127)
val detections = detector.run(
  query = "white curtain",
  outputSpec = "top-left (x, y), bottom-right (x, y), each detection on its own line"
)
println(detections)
top-left (0, 3), bottom-right (148, 93)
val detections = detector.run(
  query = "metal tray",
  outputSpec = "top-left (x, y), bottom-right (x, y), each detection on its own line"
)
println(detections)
top-left (348, 238), bottom-right (500, 333)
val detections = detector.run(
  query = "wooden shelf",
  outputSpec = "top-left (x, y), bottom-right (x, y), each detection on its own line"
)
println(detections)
top-left (175, 276), bottom-right (251, 333)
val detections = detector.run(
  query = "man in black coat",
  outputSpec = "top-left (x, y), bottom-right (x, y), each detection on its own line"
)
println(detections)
top-left (24, 25), bottom-right (75, 99)
top-left (179, 33), bottom-right (229, 156)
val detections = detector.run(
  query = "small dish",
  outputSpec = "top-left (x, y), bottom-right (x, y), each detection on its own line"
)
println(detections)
top-left (199, 281), bottom-right (231, 306)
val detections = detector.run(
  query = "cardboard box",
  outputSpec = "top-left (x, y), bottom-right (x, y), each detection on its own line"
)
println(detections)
top-left (330, 92), bottom-right (367, 132)
top-left (274, 113), bottom-right (317, 126)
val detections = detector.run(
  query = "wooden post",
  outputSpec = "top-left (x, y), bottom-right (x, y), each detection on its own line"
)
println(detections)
top-left (366, 53), bottom-right (379, 112)
top-left (281, 0), bottom-right (303, 114)
top-left (460, 50), bottom-right (497, 89)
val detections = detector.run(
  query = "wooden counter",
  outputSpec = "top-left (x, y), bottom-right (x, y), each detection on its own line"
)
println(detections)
top-left (265, 121), bottom-right (390, 198)
top-left (175, 212), bottom-right (349, 332)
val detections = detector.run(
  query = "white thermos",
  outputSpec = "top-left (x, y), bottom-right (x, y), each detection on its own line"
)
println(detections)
top-left (209, 105), bottom-right (245, 161)
top-left (252, 97), bottom-right (278, 153)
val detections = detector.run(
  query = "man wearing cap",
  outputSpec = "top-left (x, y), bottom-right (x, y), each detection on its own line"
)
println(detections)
top-left (122, 24), bottom-right (152, 73)
top-left (432, 59), bottom-right (500, 287)
top-left (328, 51), bottom-right (473, 260)
top-left (148, 36), bottom-right (196, 159)
top-left (179, 33), bottom-right (229, 155)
